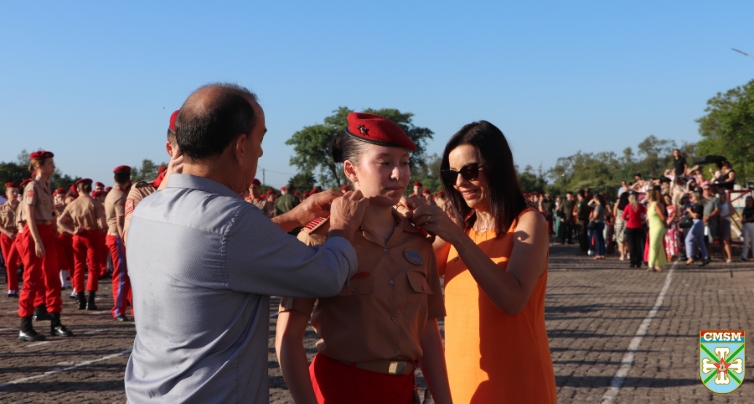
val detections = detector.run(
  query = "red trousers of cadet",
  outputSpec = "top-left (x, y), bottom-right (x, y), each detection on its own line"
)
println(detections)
top-left (1, 232), bottom-right (21, 291)
top-left (18, 224), bottom-right (62, 317)
top-left (72, 230), bottom-right (102, 293)
top-left (106, 235), bottom-right (131, 317)
top-left (56, 232), bottom-right (74, 276)
top-left (98, 232), bottom-right (108, 277)
top-left (309, 353), bottom-right (416, 404)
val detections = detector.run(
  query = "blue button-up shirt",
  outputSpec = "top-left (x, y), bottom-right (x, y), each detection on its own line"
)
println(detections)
top-left (124, 174), bottom-right (357, 403)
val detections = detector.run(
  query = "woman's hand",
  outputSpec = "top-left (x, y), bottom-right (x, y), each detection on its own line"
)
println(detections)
top-left (411, 204), bottom-right (464, 245)
top-left (34, 239), bottom-right (45, 258)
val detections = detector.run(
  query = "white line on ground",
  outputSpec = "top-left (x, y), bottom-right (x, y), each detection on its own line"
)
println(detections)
top-left (27, 341), bottom-right (59, 348)
top-left (601, 260), bottom-right (678, 403)
top-left (0, 349), bottom-right (132, 388)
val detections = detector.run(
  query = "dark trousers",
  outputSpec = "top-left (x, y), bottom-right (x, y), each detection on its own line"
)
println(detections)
top-left (626, 227), bottom-right (645, 267)
top-left (559, 219), bottom-right (572, 243)
top-left (578, 220), bottom-right (590, 252)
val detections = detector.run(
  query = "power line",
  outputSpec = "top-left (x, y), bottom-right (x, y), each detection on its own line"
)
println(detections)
top-left (732, 48), bottom-right (754, 59)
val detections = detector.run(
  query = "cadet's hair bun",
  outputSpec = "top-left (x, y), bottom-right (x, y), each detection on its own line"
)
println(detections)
top-left (330, 132), bottom-right (346, 163)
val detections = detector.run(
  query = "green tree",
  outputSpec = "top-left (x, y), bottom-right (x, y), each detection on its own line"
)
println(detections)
top-left (407, 153), bottom-right (442, 194)
top-left (288, 172), bottom-right (316, 193)
top-left (131, 159), bottom-right (165, 182)
top-left (286, 107), bottom-right (434, 188)
top-left (518, 165), bottom-right (547, 194)
top-left (697, 79), bottom-right (754, 183)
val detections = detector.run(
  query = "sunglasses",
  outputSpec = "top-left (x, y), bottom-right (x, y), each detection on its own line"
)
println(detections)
top-left (441, 162), bottom-right (484, 185)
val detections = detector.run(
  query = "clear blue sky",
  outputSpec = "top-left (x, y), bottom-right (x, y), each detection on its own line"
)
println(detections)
top-left (1, 1), bottom-right (752, 187)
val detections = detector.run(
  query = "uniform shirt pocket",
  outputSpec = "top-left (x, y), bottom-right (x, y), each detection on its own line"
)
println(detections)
top-left (406, 269), bottom-right (432, 294)
top-left (337, 273), bottom-right (374, 296)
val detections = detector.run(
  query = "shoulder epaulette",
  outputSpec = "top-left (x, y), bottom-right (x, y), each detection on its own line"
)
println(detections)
top-left (134, 180), bottom-right (151, 189)
top-left (302, 216), bottom-right (329, 233)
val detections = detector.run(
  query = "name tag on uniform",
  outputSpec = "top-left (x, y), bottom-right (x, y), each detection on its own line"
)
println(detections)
top-left (403, 249), bottom-right (423, 265)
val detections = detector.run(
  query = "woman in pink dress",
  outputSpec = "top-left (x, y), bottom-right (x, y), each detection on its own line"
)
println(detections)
top-left (663, 194), bottom-right (680, 259)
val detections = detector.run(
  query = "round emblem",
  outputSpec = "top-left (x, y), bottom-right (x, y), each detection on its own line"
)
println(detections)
top-left (403, 249), bottom-right (423, 265)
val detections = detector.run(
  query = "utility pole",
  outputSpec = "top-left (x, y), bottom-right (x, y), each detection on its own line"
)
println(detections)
top-left (732, 48), bottom-right (754, 59)
top-left (262, 168), bottom-right (266, 185)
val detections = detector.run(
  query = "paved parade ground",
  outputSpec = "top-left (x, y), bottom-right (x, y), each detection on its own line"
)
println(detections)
top-left (0, 244), bottom-right (752, 403)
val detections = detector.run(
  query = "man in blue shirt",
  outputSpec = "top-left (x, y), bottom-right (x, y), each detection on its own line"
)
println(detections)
top-left (125, 83), bottom-right (369, 403)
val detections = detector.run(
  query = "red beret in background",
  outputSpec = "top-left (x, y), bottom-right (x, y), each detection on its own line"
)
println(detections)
top-left (95, 182), bottom-right (105, 187)
top-left (340, 184), bottom-right (350, 191)
top-left (169, 110), bottom-right (179, 133)
top-left (68, 185), bottom-right (79, 198)
top-left (76, 178), bottom-right (93, 186)
top-left (54, 188), bottom-right (67, 196)
top-left (105, 186), bottom-right (112, 192)
top-left (29, 150), bottom-right (54, 160)
top-left (280, 186), bottom-right (287, 191)
top-left (413, 182), bottom-right (422, 187)
top-left (251, 178), bottom-right (261, 186)
top-left (266, 189), bottom-right (275, 195)
top-left (422, 189), bottom-right (430, 194)
top-left (345, 112), bottom-right (416, 151)
top-left (5, 182), bottom-right (19, 189)
top-left (20, 179), bottom-right (33, 188)
top-left (113, 165), bottom-right (131, 174)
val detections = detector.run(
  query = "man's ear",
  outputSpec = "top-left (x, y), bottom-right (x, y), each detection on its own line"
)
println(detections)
top-left (234, 134), bottom-right (248, 165)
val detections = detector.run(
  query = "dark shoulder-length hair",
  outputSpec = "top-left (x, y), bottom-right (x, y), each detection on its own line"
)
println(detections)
top-left (441, 120), bottom-right (527, 237)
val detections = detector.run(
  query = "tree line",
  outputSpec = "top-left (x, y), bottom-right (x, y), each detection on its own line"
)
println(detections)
top-left (2, 79), bottom-right (751, 197)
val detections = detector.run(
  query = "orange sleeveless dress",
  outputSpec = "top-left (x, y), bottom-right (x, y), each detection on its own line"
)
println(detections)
top-left (441, 209), bottom-right (556, 403)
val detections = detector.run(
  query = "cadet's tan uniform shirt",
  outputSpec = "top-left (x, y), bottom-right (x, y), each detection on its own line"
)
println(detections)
top-left (105, 185), bottom-right (127, 236)
top-left (280, 210), bottom-right (445, 363)
top-left (123, 181), bottom-right (157, 245)
top-left (55, 205), bottom-right (66, 234)
top-left (23, 179), bottom-right (55, 222)
top-left (63, 196), bottom-right (105, 231)
top-left (0, 201), bottom-right (19, 234)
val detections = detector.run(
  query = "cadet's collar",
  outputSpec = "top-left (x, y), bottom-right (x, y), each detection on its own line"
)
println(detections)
top-left (394, 209), bottom-right (423, 235)
top-left (167, 174), bottom-right (240, 199)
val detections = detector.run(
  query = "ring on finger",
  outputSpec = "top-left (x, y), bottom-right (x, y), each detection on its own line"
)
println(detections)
top-left (428, 216), bottom-right (432, 223)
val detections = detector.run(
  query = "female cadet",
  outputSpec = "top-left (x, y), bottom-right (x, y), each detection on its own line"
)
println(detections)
top-left (19, 150), bottom-right (73, 341)
top-left (58, 179), bottom-right (107, 310)
top-left (0, 182), bottom-right (21, 297)
top-left (276, 113), bottom-right (451, 404)
top-left (54, 187), bottom-right (74, 290)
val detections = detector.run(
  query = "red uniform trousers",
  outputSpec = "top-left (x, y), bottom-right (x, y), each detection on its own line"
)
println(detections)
top-left (98, 232), bottom-right (108, 277)
top-left (1, 232), bottom-right (21, 291)
top-left (18, 224), bottom-right (62, 317)
top-left (56, 232), bottom-right (74, 275)
top-left (106, 235), bottom-right (131, 317)
top-left (309, 353), bottom-right (416, 404)
top-left (72, 230), bottom-right (101, 293)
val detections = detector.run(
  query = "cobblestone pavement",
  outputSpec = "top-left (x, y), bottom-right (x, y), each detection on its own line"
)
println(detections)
top-left (1, 244), bottom-right (753, 403)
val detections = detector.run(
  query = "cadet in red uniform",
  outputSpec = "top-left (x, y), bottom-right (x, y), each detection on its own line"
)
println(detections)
top-left (19, 150), bottom-right (73, 341)
top-left (104, 165), bottom-right (132, 321)
top-left (58, 179), bottom-right (107, 310)
top-left (276, 113), bottom-right (450, 404)
top-left (0, 182), bottom-right (21, 297)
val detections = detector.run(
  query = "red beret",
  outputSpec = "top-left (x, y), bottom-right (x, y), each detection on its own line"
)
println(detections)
top-left (158, 166), bottom-right (168, 175)
top-left (20, 179), bottom-right (33, 188)
top-left (310, 188), bottom-right (319, 194)
top-left (4, 182), bottom-right (19, 189)
top-left (113, 165), bottom-right (131, 174)
top-left (251, 178), bottom-right (261, 186)
top-left (152, 170), bottom-right (167, 188)
top-left (345, 112), bottom-right (416, 151)
top-left (294, 191), bottom-right (301, 196)
top-left (169, 110), bottom-right (179, 133)
top-left (91, 190), bottom-right (103, 197)
top-left (105, 186), bottom-right (112, 192)
top-left (280, 186), bottom-right (287, 191)
top-left (29, 150), bottom-right (54, 160)
top-left (266, 189), bottom-right (275, 195)
top-left (54, 188), bottom-right (66, 196)
top-left (422, 189), bottom-right (430, 194)
top-left (95, 182), bottom-right (105, 187)
top-left (76, 178), bottom-right (93, 186)
top-left (413, 182), bottom-right (422, 187)
top-left (437, 190), bottom-right (444, 195)
top-left (340, 184), bottom-right (350, 191)
top-left (68, 185), bottom-right (79, 198)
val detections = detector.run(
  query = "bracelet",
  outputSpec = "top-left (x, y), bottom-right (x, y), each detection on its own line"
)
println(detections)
top-left (455, 237), bottom-right (475, 253)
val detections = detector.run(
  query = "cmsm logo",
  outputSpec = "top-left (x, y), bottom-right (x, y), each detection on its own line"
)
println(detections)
top-left (699, 330), bottom-right (745, 393)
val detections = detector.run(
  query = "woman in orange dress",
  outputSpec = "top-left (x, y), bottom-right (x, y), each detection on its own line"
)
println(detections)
top-left (412, 121), bottom-right (556, 403)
